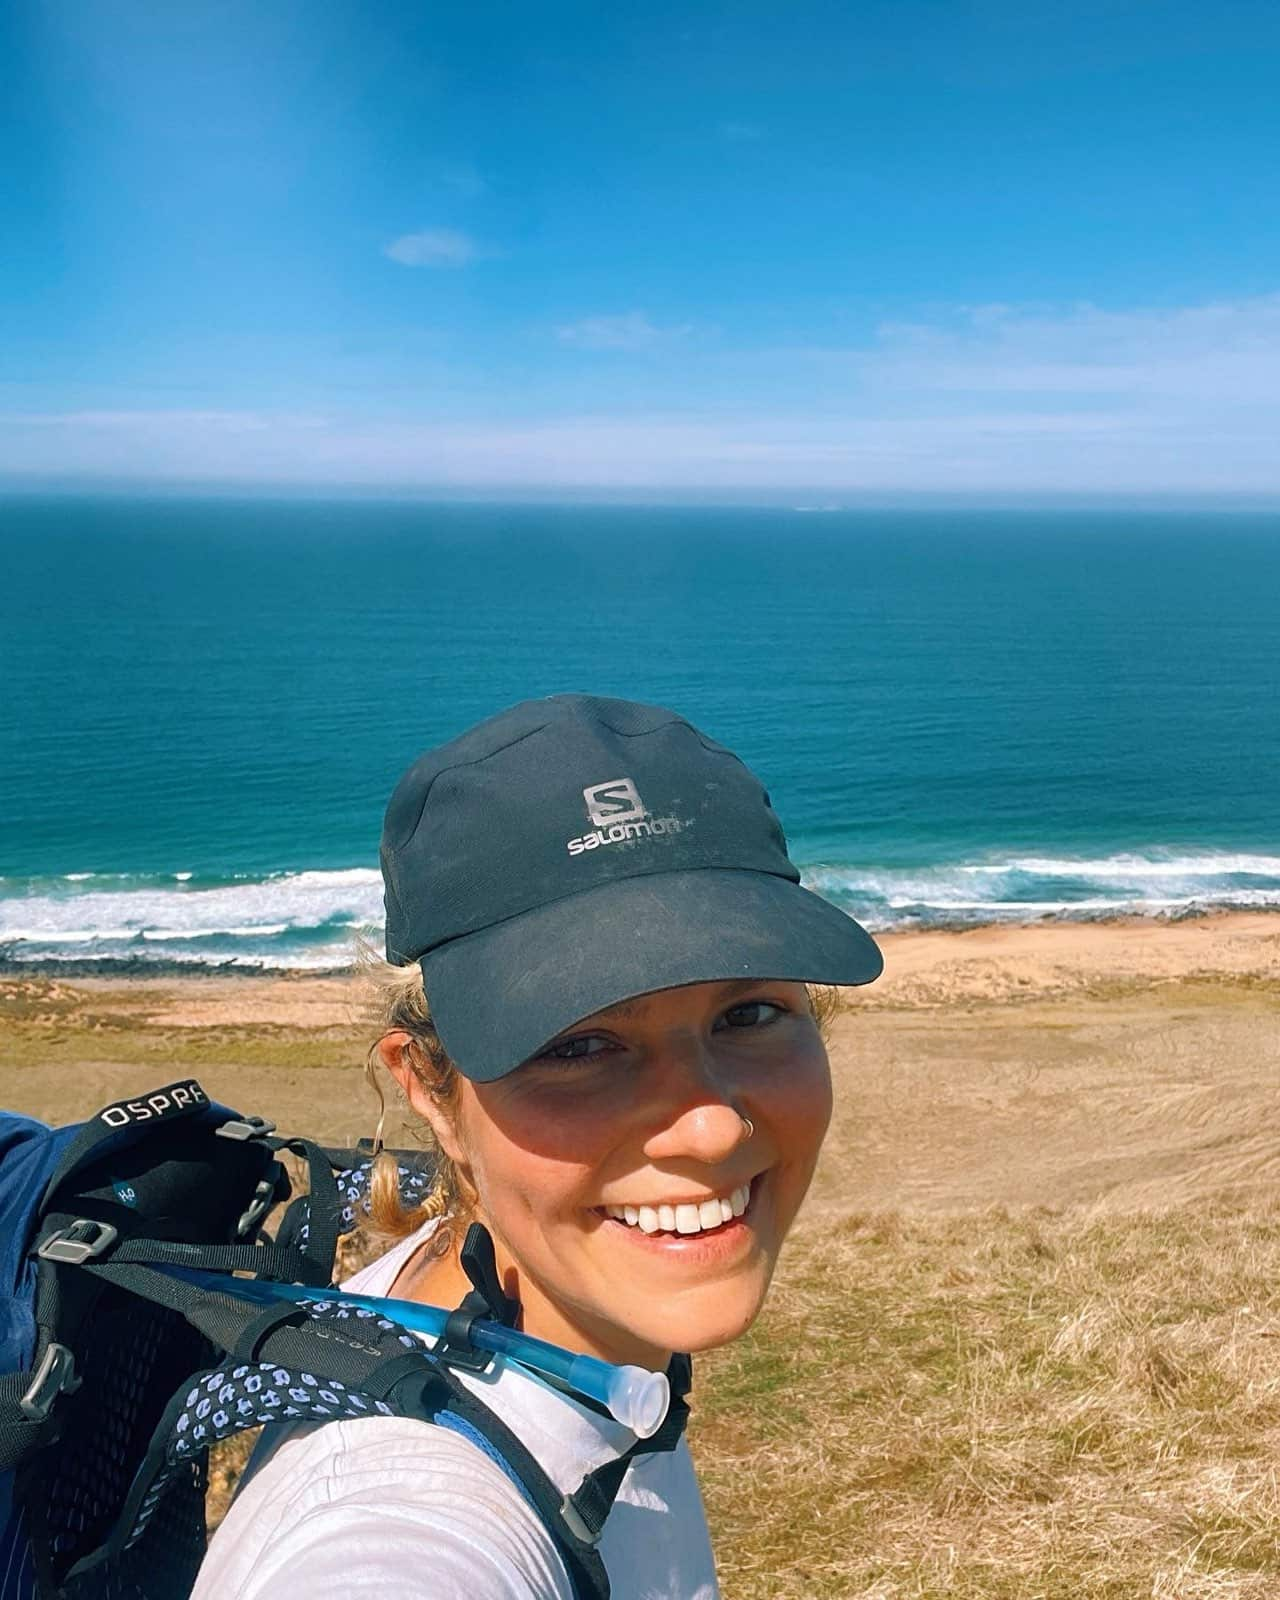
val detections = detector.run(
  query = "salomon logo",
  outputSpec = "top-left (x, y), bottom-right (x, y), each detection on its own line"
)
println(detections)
top-left (567, 776), bottom-right (692, 857)
top-left (582, 777), bottom-right (647, 827)
top-left (98, 1080), bottom-right (209, 1129)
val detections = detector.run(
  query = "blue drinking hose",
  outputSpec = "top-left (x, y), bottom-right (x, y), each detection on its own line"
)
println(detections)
top-left (157, 1264), bottom-right (671, 1438)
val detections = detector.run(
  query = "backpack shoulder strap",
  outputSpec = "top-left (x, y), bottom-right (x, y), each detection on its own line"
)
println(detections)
top-left (361, 1336), bottom-right (693, 1598)
top-left (558, 1353), bottom-right (692, 1547)
top-left (64, 1282), bottom-right (616, 1600)
top-left (361, 1345), bottom-right (615, 1600)
top-left (36, 1080), bottom-right (217, 1210)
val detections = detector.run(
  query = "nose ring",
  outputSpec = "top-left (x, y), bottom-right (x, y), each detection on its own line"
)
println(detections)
top-left (739, 1114), bottom-right (755, 1140)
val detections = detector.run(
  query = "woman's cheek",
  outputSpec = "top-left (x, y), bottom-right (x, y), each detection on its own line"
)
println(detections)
top-left (766, 1047), bottom-right (833, 1172)
top-left (472, 1127), bottom-right (599, 1231)
top-left (762, 1089), bottom-right (832, 1254)
top-left (474, 1070), bottom-right (623, 1162)
top-left (812, 1053), bottom-right (835, 1137)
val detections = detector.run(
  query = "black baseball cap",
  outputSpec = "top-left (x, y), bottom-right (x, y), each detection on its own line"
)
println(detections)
top-left (381, 693), bottom-right (883, 1081)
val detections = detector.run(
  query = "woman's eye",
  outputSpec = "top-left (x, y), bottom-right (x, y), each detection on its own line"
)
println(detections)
top-left (718, 1000), bottom-right (785, 1030)
top-left (537, 1032), bottom-right (613, 1063)
top-left (531, 1000), bottom-right (788, 1065)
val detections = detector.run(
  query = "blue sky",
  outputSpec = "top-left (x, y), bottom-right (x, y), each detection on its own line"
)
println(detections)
top-left (4, 0), bottom-right (1280, 495)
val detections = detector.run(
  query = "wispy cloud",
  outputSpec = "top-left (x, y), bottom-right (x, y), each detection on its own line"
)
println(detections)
top-left (7, 293), bottom-right (1279, 493)
top-left (554, 312), bottom-right (693, 352)
top-left (13, 409), bottom-right (328, 433)
top-left (861, 294), bottom-right (1280, 402)
top-left (4, 398), bottom-right (1277, 493)
top-left (384, 228), bottom-right (481, 267)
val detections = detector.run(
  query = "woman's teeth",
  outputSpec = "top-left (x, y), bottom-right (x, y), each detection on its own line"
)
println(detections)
top-left (604, 1182), bottom-right (751, 1236)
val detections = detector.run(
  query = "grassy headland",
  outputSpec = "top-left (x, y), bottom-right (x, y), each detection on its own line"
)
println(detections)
top-left (3, 913), bottom-right (1278, 1597)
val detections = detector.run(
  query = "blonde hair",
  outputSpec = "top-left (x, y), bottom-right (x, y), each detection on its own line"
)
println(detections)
top-left (361, 948), bottom-right (474, 1246)
top-left (361, 946), bottom-right (843, 1241)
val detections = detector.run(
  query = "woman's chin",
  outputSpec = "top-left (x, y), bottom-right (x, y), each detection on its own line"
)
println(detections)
top-left (610, 1284), bottom-right (769, 1366)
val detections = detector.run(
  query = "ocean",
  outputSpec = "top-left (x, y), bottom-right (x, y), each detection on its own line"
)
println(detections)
top-left (2, 496), bottom-right (1277, 972)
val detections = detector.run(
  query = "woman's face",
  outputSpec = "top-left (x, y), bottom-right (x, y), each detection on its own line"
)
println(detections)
top-left (418, 978), bottom-right (832, 1370)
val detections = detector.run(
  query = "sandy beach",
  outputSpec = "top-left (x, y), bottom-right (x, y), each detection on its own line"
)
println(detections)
top-left (4, 911), bottom-right (1277, 1216)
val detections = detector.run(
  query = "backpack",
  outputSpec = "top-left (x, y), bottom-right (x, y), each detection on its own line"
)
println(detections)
top-left (0, 1080), bottom-right (690, 1600)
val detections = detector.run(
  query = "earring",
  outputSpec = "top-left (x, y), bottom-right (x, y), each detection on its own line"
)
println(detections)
top-left (739, 1113), bottom-right (755, 1140)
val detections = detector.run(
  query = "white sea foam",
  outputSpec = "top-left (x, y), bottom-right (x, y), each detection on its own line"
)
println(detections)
top-left (883, 892), bottom-right (1280, 914)
top-left (0, 867), bottom-right (385, 968)
top-left (954, 852), bottom-right (1280, 880)
top-left (2, 852), bottom-right (1276, 968)
top-left (12, 943), bottom-right (356, 971)
top-left (801, 848), bottom-right (1280, 931)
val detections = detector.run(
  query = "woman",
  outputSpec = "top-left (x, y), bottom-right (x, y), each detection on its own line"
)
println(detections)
top-left (195, 692), bottom-right (883, 1600)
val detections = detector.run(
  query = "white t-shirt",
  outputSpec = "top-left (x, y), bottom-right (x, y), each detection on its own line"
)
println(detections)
top-left (193, 1221), bottom-right (719, 1600)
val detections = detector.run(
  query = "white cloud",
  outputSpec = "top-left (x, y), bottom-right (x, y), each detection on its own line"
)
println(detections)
top-left (7, 292), bottom-right (1279, 493)
top-left (554, 312), bottom-right (693, 352)
top-left (7, 404), bottom-right (1274, 494)
top-left (861, 293), bottom-right (1280, 403)
top-left (384, 228), bottom-right (480, 267)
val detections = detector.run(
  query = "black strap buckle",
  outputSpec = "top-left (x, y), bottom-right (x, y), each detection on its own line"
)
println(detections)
top-left (37, 1219), bottom-right (119, 1265)
top-left (216, 1115), bottom-right (277, 1142)
top-left (236, 1174), bottom-right (280, 1238)
top-left (559, 1492), bottom-right (603, 1547)
top-left (437, 1223), bottom-right (521, 1373)
top-left (19, 1342), bottom-right (82, 1420)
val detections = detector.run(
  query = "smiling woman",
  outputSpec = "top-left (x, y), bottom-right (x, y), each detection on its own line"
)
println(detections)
top-left (375, 973), bottom-right (835, 1374)
top-left (192, 693), bottom-right (883, 1600)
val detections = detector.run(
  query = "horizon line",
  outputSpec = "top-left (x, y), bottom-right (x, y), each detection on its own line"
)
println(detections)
top-left (3, 476), bottom-right (1280, 514)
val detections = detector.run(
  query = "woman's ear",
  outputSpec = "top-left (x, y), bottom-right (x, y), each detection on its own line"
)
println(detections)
top-left (376, 1031), bottom-right (467, 1166)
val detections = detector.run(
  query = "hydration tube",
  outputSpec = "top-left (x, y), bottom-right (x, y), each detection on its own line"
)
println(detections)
top-left (156, 1263), bottom-right (671, 1439)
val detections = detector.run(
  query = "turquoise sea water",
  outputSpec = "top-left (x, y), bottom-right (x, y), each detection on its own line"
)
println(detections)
top-left (2, 496), bottom-right (1278, 970)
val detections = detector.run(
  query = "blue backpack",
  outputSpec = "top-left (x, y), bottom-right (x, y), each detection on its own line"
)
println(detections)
top-left (0, 1080), bottom-right (688, 1600)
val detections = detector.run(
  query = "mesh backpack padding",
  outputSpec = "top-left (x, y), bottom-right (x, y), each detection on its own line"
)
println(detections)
top-left (60, 1458), bottom-right (208, 1600)
top-left (18, 1282), bottom-right (214, 1596)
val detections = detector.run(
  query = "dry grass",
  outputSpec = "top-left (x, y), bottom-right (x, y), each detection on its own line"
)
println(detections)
top-left (6, 961), bottom-right (1280, 1596)
top-left (694, 1200), bottom-right (1280, 1599)
top-left (208, 1201), bottom-right (1280, 1597)
top-left (0, 978), bottom-right (359, 1072)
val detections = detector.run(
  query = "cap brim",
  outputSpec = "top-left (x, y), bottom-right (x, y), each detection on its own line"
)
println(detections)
top-left (418, 867), bottom-right (883, 1082)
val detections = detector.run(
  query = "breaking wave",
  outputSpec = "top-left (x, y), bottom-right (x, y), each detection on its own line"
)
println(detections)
top-left (1, 850), bottom-right (1277, 970)
top-left (803, 850), bottom-right (1280, 930)
top-left (0, 868), bottom-right (383, 971)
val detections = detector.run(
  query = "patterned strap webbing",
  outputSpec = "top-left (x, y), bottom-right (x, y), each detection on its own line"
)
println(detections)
top-left (104, 1296), bottom-right (648, 1600)
top-left (290, 1160), bottom-right (433, 1252)
top-left (46, 1296), bottom-right (417, 1593)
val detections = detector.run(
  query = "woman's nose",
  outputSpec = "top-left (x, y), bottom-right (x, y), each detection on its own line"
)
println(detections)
top-left (639, 1034), bottom-right (751, 1165)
